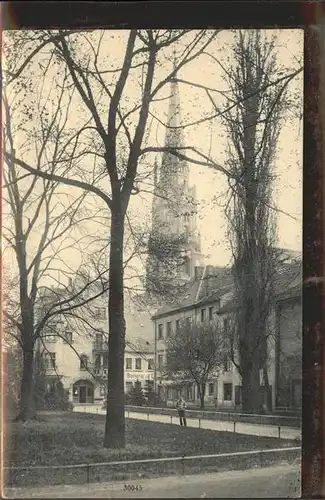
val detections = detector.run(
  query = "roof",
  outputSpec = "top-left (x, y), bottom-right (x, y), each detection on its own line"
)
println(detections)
top-left (153, 260), bottom-right (302, 319)
top-left (124, 293), bottom-right (155, 344)
top-left (152, 265), bottom-right (233, 319)
top-left (273, 260), bottom-right (301, 296)
top-left (125, 337), bottom-right (154, 354)
top-left (217, 260), bottom-right (301, 314)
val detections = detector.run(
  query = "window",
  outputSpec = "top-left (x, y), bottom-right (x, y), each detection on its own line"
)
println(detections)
top-left (166, 321), bottom-right (172, 337)
top-left (184, 256), bottom-right (191, 276)
top-left (44, 352), bottom-right (56, 369)
top-left (201, 309), bottom-right (206, 322)
top-left (95, 333), bottom-right (103, 346)
top-left (100, 385), bottom-right (106, 396)
top-left (80, 355), bottom-right (88, 370)
top-left (95, 307), bottom-right (106, 320)
top-left (158, 354), bottom-right (163, 369)
top-left (63, 331), bottom-right (72, 344)
top-left (135, 358), bottom-right (142, 370)
top-left (209, 307), bottom-right (214, 321)
top-left (126, 382), bottom-right (133, 393)
top-left (186, 317), bottom-right (192, 326)
top-left (223, 383), bottom-right (233, 401)
top-left (223, 353), bottom-right (231, 372)
top-left (175, 319), bottom-right (180, 331)
top-left (95, 354), bottom-right (101, 368)
top-left (158, 324), bottom-right (163, 340)
top-left (126, 358), bottom-right (132, 370)
top-left (208, 382), bottom-right (214, 396)
top-left (148, 358), bottom-right (154, 370)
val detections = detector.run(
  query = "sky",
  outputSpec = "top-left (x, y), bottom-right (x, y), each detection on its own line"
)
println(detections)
top-left (4, 29), bottom-right (303, 287)
top-left (127, 29), bottom-right (303, 267)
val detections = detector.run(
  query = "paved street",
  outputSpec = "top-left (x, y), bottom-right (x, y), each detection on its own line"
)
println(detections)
top-left (4, 463), bottom-right (300, 498)
top-left (75, 406), bottom-right (301, 440)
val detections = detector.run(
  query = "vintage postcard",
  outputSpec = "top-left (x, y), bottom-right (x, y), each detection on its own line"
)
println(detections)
top-left (2, 2), bottom-right (319, 498)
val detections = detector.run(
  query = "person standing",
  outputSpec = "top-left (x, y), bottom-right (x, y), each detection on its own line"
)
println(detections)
top-left (176, 397), bottom-right (187, 426)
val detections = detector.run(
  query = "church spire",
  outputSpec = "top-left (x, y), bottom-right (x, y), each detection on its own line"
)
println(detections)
top-left (146, 62), bottom-right (205, 293)
top-left (157, 59), bottom-right (188, 193)
top-left (164, 57), bottom-right (184, 147)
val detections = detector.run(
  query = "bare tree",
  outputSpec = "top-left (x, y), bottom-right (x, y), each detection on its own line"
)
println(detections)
top-left (3, 28), bottom-right (302, 443)
top-left (165, 319), bottom-right (225, 409)
top-left (4, 29), bottom-right (228, 447)
top-left (2, 58), bottom-right (110, 420)
top-left (218, 31), bottom-right (297, 412)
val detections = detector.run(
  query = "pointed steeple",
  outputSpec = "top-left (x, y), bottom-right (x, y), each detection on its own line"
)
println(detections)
top-left (157, 59), bottom-right (188, 193)
top-left (146, 60), bottom-right (205, 292)
top-left (164, 57), bottom-right (184, 149)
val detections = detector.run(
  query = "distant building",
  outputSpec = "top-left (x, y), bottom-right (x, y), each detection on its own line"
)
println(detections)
top-left (35, 284), bottom-right (155, 405)
top-left (145, 65), bottom-right (204, 295)
top-left (124, 338), bottom-right (154, 394)
top-left (152, 260), bottom-right (301, 410)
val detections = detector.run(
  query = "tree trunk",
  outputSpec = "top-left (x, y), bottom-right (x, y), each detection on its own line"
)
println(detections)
top-left (263, 365), bottom-right (273, 412)
top-left (198, 383), bottom-right (205, 409)
top-left (14, 348), bottom-right (36, 421)
top-left (104, 205), bottom-right (126, 449)
top-left (241, 361), bottom-right (262, 413)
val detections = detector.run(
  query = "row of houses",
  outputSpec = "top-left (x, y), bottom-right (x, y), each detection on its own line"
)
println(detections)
top-left (36, 254), bottom-right (301, 411)
top-left (151, 259), bottom-right (301, 410)
top-left (35, 281), bottom-right (155, 405)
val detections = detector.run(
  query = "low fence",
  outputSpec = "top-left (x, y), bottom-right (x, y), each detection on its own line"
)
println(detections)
top-left (74, 405), bottom-right (300, 441)
top-left (125, 405), bottom-right (301, 428)
top-left (4, 446), bottom-right (300, 488)
top-left (75, 404), bottom-right (300, 428)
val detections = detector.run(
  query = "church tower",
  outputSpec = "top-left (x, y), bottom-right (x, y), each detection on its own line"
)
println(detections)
top-left (146, 65), bottom-right (204, 293)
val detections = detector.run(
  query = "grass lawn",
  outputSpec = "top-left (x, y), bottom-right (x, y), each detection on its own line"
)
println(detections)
top-left (4, 412), bottom-right (300, 487)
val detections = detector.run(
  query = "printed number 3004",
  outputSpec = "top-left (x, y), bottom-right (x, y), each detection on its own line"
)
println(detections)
top-left (124, 484), bottom-right (143, 492)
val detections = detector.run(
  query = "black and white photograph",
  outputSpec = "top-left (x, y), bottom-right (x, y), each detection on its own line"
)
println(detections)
top-left (2, 25), bottom-right (303, 498)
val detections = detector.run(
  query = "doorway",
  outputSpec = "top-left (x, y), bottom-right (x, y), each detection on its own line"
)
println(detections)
top-left (73, 380), bottom-right (94, 404)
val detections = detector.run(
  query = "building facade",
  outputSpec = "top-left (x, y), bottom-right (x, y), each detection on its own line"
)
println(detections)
top-left (36, 285), bottom-right (155, 406)
top-left (124, 339), bottom-right (154, 394)
top-left (152, 259), bottom-right (302, 410)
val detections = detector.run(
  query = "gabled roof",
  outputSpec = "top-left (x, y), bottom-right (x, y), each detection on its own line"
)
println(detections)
top-left (124, 295), bottom-right (154, 343)
top-left (196, 267), bottom-right (233, 304)
top-left (273, 260), bottom-right (301, 296)
top-left (153, 260), bottom-right (302, 319)
top-left (217, 260), bottom-right (302, 314)
top-left (152, 277), bottom-right (201, 318)
top-left (152, 265), bottom-right (233, 319)
top-left (125, 337), bottom-right (154, 354)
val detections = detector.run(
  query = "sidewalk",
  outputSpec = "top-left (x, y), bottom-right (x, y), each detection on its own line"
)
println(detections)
top-left (4, 463), bottom-right (300, 498)
top-left (76, 406), bottom-right (301, 440)
top-left (127, 411), bottom-right (301, 440)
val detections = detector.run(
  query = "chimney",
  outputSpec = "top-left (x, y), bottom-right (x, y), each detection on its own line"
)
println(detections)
top-left (68, 277), bottom-right (72, 288)
top-left (194, 266), bottom-right (204, 280)
top-left (205, 265), bottom-right (215, 296)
